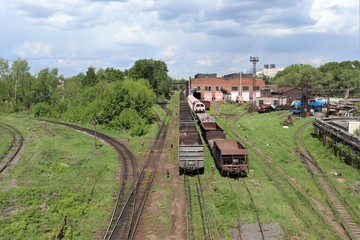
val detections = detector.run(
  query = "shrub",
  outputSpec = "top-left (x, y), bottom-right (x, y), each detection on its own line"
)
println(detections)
top-left (33, 102), bottom-right (52, 117)
top-left (110, 108), bottom-right (148, 136)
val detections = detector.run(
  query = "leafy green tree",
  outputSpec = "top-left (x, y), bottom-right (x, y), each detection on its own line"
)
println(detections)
top-left (0, 58), bottom-right (11, 108)
top-left (10, 58), bottom-right (31, 110)
top-left (98, 78), bottom-right (155, 126)
top-left (33, 68), bottom-right (62, 105)
top-left (110, 108), bottom-right (148, 136)
top-left (96, 67), bottom-right (124, 82)
top-left (63, 79), bottom-right (112, 123)
top-left (128, 59), bottom-right (170, 96)
top-left (82, 66), bottom-right (97, 87)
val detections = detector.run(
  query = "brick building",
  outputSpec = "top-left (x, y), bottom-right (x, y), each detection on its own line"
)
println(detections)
top-left (189, 73), bottom-right (266, 102)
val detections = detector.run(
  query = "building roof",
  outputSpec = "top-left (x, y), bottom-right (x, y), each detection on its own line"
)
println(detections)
top-left (272, 87), bottom-right (301, 94)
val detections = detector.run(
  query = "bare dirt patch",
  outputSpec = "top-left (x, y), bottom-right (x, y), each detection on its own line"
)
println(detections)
top-left (134, 114), bottom-right (186, 239)
top-left (1, 177), bottom-right (17, 191)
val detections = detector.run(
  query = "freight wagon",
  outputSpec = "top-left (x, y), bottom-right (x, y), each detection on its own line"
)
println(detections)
top-left (178, 92), bottom-right (205, 175)
top-left (212, 139), bottom-right (248, 177)
top-left (197, 112), bottom-right (249, 177)
top-left (178, 130), bottom-right (204, 174)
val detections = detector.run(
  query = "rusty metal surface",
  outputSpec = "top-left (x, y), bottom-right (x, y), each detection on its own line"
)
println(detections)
top-left (201, 122), bottom-right (224, 131)
top-left (179, 122), bottom-right (196, 132)
top-left (179, 131), bottom-right (203, 145)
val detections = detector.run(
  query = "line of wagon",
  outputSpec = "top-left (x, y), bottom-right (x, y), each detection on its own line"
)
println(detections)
top-left (178, 92), bottom-right (249, 177)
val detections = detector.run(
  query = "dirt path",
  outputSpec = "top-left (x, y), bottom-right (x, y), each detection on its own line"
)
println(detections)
top-left (134, 111), bottom-right (186, 240)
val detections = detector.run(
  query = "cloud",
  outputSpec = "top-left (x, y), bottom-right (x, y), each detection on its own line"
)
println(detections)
top-left (0, 0), bottom-right (358, 78)
top-left (14, 41), bottom-right (52, 58)
top-left (14, 0), bottom-right (126, 29)
top-left (309, 0), bottom-right (359, 34)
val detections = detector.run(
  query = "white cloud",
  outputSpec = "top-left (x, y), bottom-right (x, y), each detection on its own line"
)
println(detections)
top-left (196, 59), bottom-right (213, 67)
top-left (161, 45), bottom-right (180, 58)
top-left (0, 0), bottom-right (358, 78)
top-left (14, 41), bottom-right (52, 58)
top-left (309, 0), bottom-right (359, 34)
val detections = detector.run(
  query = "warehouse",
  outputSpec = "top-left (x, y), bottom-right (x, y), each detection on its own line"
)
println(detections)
top-left (189, 73), bottom-right (266, 102)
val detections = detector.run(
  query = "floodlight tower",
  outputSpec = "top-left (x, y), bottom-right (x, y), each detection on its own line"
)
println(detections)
top-left (249, 56), bottom-right (259, 100)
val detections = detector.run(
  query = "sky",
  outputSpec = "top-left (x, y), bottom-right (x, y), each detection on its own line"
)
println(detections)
top-left (0, 0), bottom-right (359, 78)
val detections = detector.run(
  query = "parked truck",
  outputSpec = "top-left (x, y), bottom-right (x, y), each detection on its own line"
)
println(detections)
top-left (290, 98), bottom-right (327, 114)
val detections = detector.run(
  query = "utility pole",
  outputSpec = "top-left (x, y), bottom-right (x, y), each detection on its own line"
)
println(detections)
top-left (249, 56), bottom-right (259, 100)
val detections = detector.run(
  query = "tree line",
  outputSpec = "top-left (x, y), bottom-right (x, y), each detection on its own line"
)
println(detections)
top-left (272, 60), bottom-right (360, 93)
top-left (0, 58), bottom-right (171, 136)
top-left (1, 58), bottom-right (359, 135)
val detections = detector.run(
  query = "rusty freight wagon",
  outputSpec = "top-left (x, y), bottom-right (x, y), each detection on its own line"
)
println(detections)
top-left (212, 139), bottom-right (248, 177)
top-left (200, 121), bottom-right (226, 141)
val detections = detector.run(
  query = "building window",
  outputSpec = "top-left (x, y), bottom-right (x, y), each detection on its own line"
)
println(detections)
top-left (243, 86), bottom-right (249, 91)
top-left (259, 100), bottom-right (264, 105)
top-left (205, 86), bottom-right (212, 91)
top-left (195, 86), bottom-right (201, 91)
top-left (253, 86), bottom-right (260, 91)
top-left (216, 86), bottom-right (221, 91)
top-left (231, 86), bottom-right (238, 91)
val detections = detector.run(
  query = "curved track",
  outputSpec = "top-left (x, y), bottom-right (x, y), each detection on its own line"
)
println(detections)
top-left (296, 122), bottom-right (360, 240)
top-left (184, 175), bottom-right (212, 240)
top-left (0, 123), bottom-right (24, 174)
top-left (42, 120), bottom-right (138, 240)
top-left (224, 117), bottom-right (338, 238)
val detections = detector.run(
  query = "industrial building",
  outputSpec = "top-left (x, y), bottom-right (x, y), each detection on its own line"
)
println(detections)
top-left (189, 73), bottom-right (266, 102)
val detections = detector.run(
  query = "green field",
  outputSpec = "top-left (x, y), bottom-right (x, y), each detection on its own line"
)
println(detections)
top-left (0, 97), bottom-right (359, 239)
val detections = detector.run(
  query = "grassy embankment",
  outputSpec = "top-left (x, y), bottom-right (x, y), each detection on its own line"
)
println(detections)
top-left (199, 102), bottom-right (359, 239)
top-left (0, 101), bottom-right (166, 239)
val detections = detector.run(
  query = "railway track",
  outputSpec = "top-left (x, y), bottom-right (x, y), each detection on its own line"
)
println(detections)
top-left (41, 120), bottom-right (138, 240)
top-left (227, 179), bottom-right (243, 240)
top-left (228, 178), bottom-right (267, 240)
top-left (184, 174), bottom-right (212, 240)
top-left (0, 123), bottom-right (24, 174)
top-left (223, 118), bottom-right (338, 238)
top-left (105, 112), bottom-right (170, 239)
top-left (296, 121), bottom-right (360, 240)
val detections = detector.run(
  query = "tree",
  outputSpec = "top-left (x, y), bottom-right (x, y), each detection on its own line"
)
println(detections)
top-left (10, 58), bottom-right (31, 110)
top-left (33, 68), bottom-right (62, 104)
top-left (128, 59), bottom-right (170, 96)
top-left (0, 58), bottom-right (10, 106)
top-left (96, 67), bottom-right (124, 82)
top-left (98, 78), bottom-right (155, 125)
top-left (82, 66), bottom-right (97, 87)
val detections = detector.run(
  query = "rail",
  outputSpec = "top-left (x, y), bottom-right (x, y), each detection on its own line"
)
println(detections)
top-left (0, 123), bottom-right (24, 174)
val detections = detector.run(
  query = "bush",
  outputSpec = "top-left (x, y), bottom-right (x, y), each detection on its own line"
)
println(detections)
top-left (110, 108), bottom-right (148, 136)
top-left (33, 102), bottom-right (52, 117)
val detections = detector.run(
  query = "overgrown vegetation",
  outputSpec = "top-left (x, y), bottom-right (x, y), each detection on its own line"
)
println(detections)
top-left (0, 116), bottom-right (118, 239)
top-left (0, 57), bottom-right (173, 136)
top-left (272, 61), bottom-right (360, 96)
top-left (206, 102), bottom-right (359, 239)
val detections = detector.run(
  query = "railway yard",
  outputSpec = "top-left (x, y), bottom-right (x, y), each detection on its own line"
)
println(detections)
top-left (0, 91), bottom-right (360, 239)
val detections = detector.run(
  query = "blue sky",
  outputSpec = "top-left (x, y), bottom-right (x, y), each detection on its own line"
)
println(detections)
top-left (0, 0), bottom-right (359, 78)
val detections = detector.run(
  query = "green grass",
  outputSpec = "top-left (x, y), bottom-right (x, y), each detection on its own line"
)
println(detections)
top-left (0, 125), bottom-right (13, 158)
top-left (0, 116), bottom-right (118, 239)
top-left (203, 103), bottom-right (351, 239)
